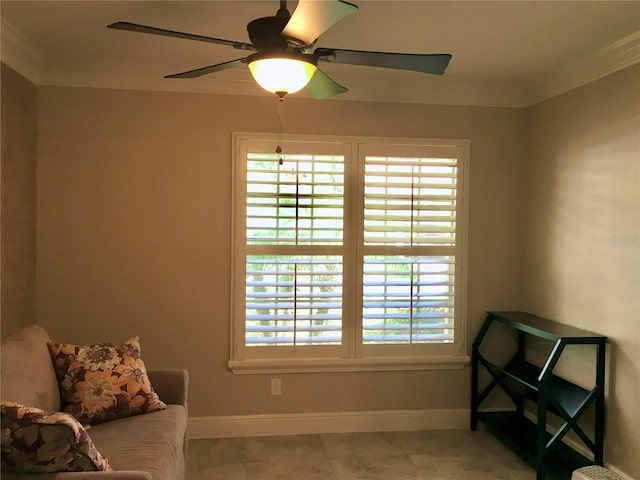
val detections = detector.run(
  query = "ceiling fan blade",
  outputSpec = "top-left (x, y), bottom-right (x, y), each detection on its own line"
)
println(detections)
top-left (165, 58), bottom-right (247, 79)
top-left (307, 69), bottom-right (348, 99)
top-left (282, 0), bottom-right (358, 47)
top-left (107, 22), bottom-right (255, 51)
top-left (317, 48), bottom-right (452, 75)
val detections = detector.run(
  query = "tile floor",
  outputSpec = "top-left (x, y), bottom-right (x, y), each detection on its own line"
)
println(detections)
top-left (187, 429), bottom-right (541, 480)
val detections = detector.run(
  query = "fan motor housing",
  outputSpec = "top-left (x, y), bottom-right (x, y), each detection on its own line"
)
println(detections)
top-left (247, 16), bottom-right (290, 51)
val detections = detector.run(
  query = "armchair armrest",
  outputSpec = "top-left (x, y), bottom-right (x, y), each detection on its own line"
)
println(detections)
top-left (147, 368), bottom-right (189, 408)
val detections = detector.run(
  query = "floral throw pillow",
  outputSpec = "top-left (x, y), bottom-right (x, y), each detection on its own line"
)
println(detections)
top-left (47, 337), bottom-right (166, 426)
top-left (1, 401), bottom-right (111, 473)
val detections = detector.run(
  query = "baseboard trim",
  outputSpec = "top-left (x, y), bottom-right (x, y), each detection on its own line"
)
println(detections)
top-left (188, 408), bottom-right (469, 439)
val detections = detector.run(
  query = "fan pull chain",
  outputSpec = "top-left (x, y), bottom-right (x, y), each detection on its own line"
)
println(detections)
top-left (277, 96), bottom-right (285, 165)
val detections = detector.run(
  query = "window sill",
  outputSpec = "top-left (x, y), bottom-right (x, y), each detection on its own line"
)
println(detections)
top-left (228, 355), bottom-right (470, 374)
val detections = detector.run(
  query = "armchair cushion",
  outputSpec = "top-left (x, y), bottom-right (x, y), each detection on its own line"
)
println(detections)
top-left (47, 337), bottom-right (166, 426)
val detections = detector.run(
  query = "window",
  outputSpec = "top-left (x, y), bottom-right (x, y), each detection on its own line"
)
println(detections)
top-left (230, 134), bottom-right (469, 373)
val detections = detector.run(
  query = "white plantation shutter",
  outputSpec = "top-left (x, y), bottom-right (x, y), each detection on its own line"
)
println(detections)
top-left (238, 139), bottom-right (347, 356)
top-left (246, 153), bottom-right (344, 246)
top-left (231, 134), bottom-right (468, 369)
top-left (245, 255), bottom-right (343, 346)
top-left (363, 156), bottom-right (457, 246)
top-left (358, 145), bottom-right (464, 352)
top-left (362, 256), bottom-right (455, 344)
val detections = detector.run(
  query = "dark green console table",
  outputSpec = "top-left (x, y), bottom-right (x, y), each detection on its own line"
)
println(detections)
top-left (471, 311), bottom-right (607, 480)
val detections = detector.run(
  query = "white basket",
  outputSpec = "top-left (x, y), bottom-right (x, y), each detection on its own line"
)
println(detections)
top-left (572, 466), bottom-right (625, 480)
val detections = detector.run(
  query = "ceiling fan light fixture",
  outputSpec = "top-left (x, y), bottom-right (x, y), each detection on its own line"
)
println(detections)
top-left (248, 55), bottom-right (317, 96)
top-left (109, 1), bottom-right (452, 100)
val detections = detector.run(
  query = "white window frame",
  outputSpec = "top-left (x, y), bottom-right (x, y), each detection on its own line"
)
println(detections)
top-left (229, 132), bottom-right (470, 374)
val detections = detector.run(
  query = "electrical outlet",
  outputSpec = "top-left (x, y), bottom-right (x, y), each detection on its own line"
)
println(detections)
top-left (270, 378), bottom-right (282, 396)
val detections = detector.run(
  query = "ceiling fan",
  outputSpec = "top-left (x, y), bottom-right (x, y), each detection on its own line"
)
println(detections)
top-left (108, 0), bottom-right (452, 99)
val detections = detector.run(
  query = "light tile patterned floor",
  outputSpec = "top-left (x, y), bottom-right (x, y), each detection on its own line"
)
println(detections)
top-left (187, 429), bottom-right (539, 480)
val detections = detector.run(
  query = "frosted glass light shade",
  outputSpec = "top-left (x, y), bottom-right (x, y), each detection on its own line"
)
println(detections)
top-left (248, 57), bottom-right (317, 95)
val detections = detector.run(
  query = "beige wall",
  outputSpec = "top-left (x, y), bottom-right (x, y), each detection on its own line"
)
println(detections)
top-left (1, 64), bottom-right (37, 338)
top-left (524, 65), bottom-right (640, 478)
top-left (5, 58), bottom-right (637, 476)
top-left (35, 86), bottom-right (527, 417)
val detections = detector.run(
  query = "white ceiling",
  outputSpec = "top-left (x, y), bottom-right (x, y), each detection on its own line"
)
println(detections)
top-left (2, 1), bottom-right (639, 107)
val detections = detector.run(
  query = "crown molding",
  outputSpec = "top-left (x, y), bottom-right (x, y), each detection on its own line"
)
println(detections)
top-left (526, 30), bottom-right (640, 106)
top-left (0, 18), bottom-right (45, 83)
